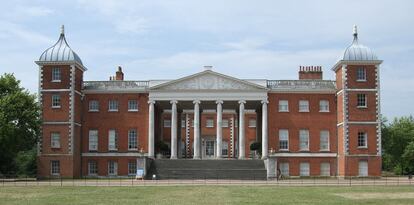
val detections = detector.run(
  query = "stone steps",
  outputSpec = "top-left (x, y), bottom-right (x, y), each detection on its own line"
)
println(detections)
top-left (147, 159), bottom-right (267, 180)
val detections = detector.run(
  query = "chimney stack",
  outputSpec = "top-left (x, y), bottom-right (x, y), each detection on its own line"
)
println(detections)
top-left (115, 66), bottom-right (124, 81)
top-left (298, 65), bottom-right (323, 80)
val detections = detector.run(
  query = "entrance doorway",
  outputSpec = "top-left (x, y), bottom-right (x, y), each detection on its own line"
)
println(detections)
top-left (202, 137), bottom-right (216, 159)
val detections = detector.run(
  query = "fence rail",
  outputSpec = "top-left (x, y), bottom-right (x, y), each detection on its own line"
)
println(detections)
top-left (1, 175), bottom-right (413, 187)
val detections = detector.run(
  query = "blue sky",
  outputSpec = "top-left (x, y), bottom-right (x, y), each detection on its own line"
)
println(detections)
top-left (1, 0), bottom-right (413, 119)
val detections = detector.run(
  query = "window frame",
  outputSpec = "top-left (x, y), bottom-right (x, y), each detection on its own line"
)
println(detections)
top-left (300, 162), bottom-right (310, 177)
top-left (320, 162), bottom-right (331, 176)
top-left (89, 130), bottom-right (98, 151)
top-left (50, 132), bottom-right (61, 148)
top-left (206, 119), bottom-right (214, 128)
top-left (357, 94), bottom-right (367, 108)
top-left (319, 100), bottom-right (329, 112)
top-left (279, 129), bottom-right (289, 151)
top-left (357, 132), bottom-right (368, 148)
top-left (163, 119), bottom-right (171, 128)
top-left (108, 161), bottom-right (118, 176)
top-left (128, 129), bottom-right (138, 150)
top-left (299, 129), bottom-right (310, 151)
top-left (280, 162), bottom-right (289, 176)
top-left (51, 94), bottom-right (61, 108)
top-left (89, 100), bottom-right (99, 112)
top-left (248, 119), bottom-right (256, 128)
top-left (50, 160), bottom-right (60, 176)
top-left (108, 100), bottom-right (119, 112)
top-left (51, 67), bottom-right (61, 82)
top-left (128, 161), bottom-right (137, 176)
top-left (358, 160), bottom-right (368, 177)
top-left (298, 100), bottom-right (310, 112)
top-left (108, 129), bottom-right (118, 151)
top-left (221, 141), bottom-right (228, 156)
top-left (128, 100), bottom-right (138, 112)
top-left (319, 130), bottom-right (330, 151)
top-left (357, 67), bottom-right (367, 82)
top-left (88, 161), bottom-right (98, 176)
top-left (278, 100), bottom-right (289, 112)
top-left (222, 119), bottom-right (229, 128)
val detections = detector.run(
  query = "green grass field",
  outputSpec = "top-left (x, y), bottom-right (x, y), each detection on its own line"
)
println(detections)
top-left (0, 186), bottom-right (413, 205)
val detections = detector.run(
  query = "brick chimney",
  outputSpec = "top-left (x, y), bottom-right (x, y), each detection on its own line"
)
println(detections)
top-left (298, 66), bottom-right (323, 80)
top-left (115, 66), bottom-right (124, 81)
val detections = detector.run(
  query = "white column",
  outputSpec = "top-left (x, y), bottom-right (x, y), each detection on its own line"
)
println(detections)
top-left (148, 100), bottom-right (155, 158)
top-left (170, 100), bottom-right (178, 159)
top-left (216, 100), bottom-right (223, 158)
top-left (238, 100), bottom-right (246, 159)
top-left (261, 100), bottom-right (269, 159)
top-left (193, 100), bottom-right (201, 159)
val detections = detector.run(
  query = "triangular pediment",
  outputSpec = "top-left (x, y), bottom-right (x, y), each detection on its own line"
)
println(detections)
top-left (151, 70), bottom-right (266, 91)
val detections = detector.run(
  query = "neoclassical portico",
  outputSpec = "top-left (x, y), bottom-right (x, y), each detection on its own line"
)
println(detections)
top-left (147, 69), bottom-right (269, 159)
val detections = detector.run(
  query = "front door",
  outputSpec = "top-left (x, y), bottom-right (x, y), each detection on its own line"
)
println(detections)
top-left (202, 138), bottom-right (216, 159)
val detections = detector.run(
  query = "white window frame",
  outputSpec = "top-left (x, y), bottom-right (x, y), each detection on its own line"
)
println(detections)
top-left (108, 161), bottom-right (118, 176)
top-left (358, 132), bottom-right (368, 148)
top-left (320, 162), bottom-right (330, 176)
top-left (163, 119), bottom-right (171, 128)
top-left (51, 67), bottom-right (61, 82)
top-left (357, 94), bottom-right (367, 108)
top-left (108, 100), bottom-right (119, 112)
top-left (299, 129), bottom-right (309, 151)
top-left (181, 119), bottom-right (186, 128)
top-left (89, 130), bottom-right (98, 151)
top-left (279, 129), bottom-right (289, 151)
top-left (358, 161), bottom-right (368, 177)
top-left (88, 161), bottom-right (98, 176)
top-left (50, 132), bottom-right (60, 148)
top-left (357, 67), bottom-right (367, 82)
top-left (299, 100), bottom-right (309, 112)
top-left (248, 119), bottom-right (256, 128)
top-left (280, 162), bottom-right (289, 176)
top-left (319, 100), bottom-right (329, 112)
top-left (319, 130), bottom-right (330, 151)
top-left (108, 129), bottom-right (118, 151)
top-left (51, 94), bottom-right (61, 108)
top-left (128, 100), bottom-right (138, 112)
top-left (89, 100), bottom-right (99, 112)
top-left (128, 161), bottom-right (137, 176)
top-left (279, 100), bottom-right (289, 112)
top-left (300, 162), bottom-right (310, 177)
top-left (206, 119), bottom-right (214, 128)
top-left (50, 160), bottom-right (60, 176)
top-left (222, 119), bottom-right (229, 128)
top-left (128, 129), bottom-right (138, 150)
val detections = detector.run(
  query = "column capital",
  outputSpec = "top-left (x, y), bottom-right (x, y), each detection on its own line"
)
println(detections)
top-left (170, 100), bottom-right (178, 104)
top-left (148, 100), bottom-right (156, 104)
top-left (261, 99), bottom-right (269, 104)
top-left (216, 100), bottom-right (223, 104)
top-left (238, 100), bottom-right (246, 104)
top-left (193, 100), bottom-right (201, 104)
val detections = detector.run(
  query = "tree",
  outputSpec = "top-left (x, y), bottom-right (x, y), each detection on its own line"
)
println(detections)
top-left (381, 116), bottom-right (414, 174)
top-left (0, 73), bottom-right (40, 176)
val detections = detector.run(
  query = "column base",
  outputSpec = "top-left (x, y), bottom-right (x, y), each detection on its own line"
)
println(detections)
top-left (170, 156), bottom-right (178, 160)
top-left (193, 156), bottom-right (201, 160)
top-left (261, 156), bottom-right (268, 160)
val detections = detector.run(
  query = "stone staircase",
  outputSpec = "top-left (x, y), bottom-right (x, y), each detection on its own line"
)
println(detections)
top-left (146, 159), bottom-right (267, 180)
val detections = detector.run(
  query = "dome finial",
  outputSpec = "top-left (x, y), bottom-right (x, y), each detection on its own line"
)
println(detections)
top-left (60, 25), bottom-right (65, 35)
top-left (353, 25), bottom-right (358, 43)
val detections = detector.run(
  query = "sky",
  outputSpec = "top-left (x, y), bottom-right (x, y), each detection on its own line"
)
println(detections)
top-left (0, 0), bottom-right (413, 119)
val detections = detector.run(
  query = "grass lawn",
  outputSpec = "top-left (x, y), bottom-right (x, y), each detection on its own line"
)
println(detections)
top-left (0, 186), bottom-right (413, 205)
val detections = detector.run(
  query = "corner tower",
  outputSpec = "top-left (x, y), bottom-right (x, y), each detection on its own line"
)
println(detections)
top-left (333, 26), bottom-right (382, 177)
top-left (36, 25), bottom-right (86, 178)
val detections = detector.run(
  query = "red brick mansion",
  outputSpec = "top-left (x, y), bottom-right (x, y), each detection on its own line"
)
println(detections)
top-left (36, 25), bottom-right (382, 179)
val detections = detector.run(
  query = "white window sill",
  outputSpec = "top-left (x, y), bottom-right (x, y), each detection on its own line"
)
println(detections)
top-left (51, 80), bottom-right (61, 83)
top-left (357, 146), bottom-right (368, 149)
top-left (357, 106), bottom-right (368, 109)
top-left (108, 110), bottom-right (119, 112)
top-left (319, 110), bottom-right (330, 113)
top-left (51, 173), bottom-right (60, 176)
top-left (206, 126), bottom-right (214, 128)
top-left (279, 149), bottom-right (289, 151)
top-left (319, 149), bottom-right (330, 152)
top-left (128, 109), bottom-right (139, 112)
top-left (248, 126), bottom-right (256, 128)
top-left (89, 110), bottom-right (99, 112)
top-left (51, 106), bottom-right (61, 109)
top-left (356, 79), bottom-right (367, 82)
top-left (128, 148), bottom-right (138, 151)
top-left (108, 149), bottom-right (118, 151)
top-left (299, 110), bottom-right (309, 113)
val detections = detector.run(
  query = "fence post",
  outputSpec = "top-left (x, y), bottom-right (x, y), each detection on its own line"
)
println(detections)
top-left (60, 177), bottom-right (63, 187)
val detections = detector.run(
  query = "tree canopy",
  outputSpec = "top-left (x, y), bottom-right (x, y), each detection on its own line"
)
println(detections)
top-left (0, 73), bottom-right (40, 176)
top-left (382, 116), bottom-right (414, 174)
